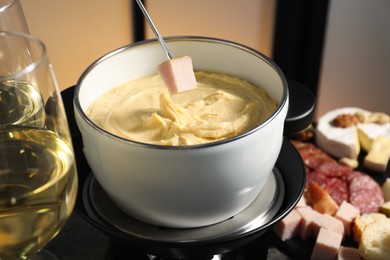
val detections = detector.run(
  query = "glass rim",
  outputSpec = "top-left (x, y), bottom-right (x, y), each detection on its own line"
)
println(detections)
top-left (0, 31), bottom-right (48, 80)
top-left (0, 0), bottom-right (17, 12)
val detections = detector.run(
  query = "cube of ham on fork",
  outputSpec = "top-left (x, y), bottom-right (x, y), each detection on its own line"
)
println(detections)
top-left (158, 56), bottom-right (197, 94)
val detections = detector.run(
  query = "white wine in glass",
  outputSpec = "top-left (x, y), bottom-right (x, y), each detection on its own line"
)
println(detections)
top-left (0, 32), bottom-right (78, 259)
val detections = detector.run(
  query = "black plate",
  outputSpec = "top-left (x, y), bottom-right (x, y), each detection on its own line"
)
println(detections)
top-left (85, 168), bottom-right (284, 243)
top-left (61, 86), bottom-right (306, 258)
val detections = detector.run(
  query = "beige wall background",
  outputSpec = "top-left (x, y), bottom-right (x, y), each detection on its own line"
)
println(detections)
top-left (20, 0), bottom-right (276, 91)
top-left (317, 0), bottom-right (390, 117)
top-left (20, 0), bottom-right (132, 90)
top-left (144, 0), bottom-right (276, 56)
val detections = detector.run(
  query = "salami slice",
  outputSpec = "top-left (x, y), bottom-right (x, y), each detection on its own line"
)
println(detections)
top-left (292, 141), bottom-right (335, 171)
top-left (348, 171), bottom-right (384, 214)
top-left (307, 171), bottom-right (327, 187)
top-left (308, 168), bottom-right (349, 206)
top-left (315, 162), bottom-right (350, 178)
top-left (325, 177), bottom-right (349, 205)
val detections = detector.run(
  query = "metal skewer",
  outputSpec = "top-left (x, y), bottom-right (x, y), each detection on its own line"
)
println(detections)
top-left (135, 0), bottom-right (173, 60)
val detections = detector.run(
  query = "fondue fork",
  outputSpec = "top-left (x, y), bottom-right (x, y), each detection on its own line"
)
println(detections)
top-left (135, 0), bottom-right (197, 94)
top-left (135, 0), bottom-right (172, 60)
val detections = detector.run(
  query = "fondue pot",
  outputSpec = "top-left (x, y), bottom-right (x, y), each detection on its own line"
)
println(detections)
top-left (74, 36), bottom-right (314, 229)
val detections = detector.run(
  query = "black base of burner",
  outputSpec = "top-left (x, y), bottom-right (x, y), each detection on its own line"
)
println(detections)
top-left (104, 232), bottom-right (270, 260)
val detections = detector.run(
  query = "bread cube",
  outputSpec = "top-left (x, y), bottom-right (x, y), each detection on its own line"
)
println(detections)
top-left (358, 216), bottom-right (390, 260)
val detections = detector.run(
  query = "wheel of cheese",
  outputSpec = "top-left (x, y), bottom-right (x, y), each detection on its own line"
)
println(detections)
top-left (315, 107), bottom-right (367, 159)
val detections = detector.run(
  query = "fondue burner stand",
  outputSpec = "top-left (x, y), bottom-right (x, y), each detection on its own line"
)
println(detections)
top-left (62, 87), bottom-right (307, 260)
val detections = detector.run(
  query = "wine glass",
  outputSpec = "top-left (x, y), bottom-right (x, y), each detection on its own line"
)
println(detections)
top-left (0, 32), bottom-right (78, 259)
top-left (0, 0), bottom-right (30, 33)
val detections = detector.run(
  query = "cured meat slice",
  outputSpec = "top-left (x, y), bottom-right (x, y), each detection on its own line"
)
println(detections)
top-left (292, 140), bottom-right (384, 214)
top-left (308, 162), bottom-right (350, 205)
top-left (291, 141), bottom-right (335, 171)
top-left (307, 169), bottom-right (330, 187)
top-left (315, 162), bottom-right (351, 178)
top-left (325, 177), bottom-right (349, 205)
top-left (348, 171), bottom-right (384, 214)
top-left (307, 172), bottom-right (348, 206)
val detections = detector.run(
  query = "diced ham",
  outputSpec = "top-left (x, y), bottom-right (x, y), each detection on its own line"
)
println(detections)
top-left (334, 201), bottom-right (360, 236)
top-left (337, 246), bottom-right (361, 260)
top-left (273, 209), bottom-right (302, 241)
top-left (312, 213), bottom-right (345, 238)
top-left (158, 56), bottom-right (197, 94)
top-left (296, 206), bottom-right (322, 240)
top-left (296, 195), bottom-right (307, 208)
top-left (311, 228), bottom-right (343, 260)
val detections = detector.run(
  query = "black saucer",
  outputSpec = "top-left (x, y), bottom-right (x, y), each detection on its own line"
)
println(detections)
top-left (84, 167), bottom-right (284, 243)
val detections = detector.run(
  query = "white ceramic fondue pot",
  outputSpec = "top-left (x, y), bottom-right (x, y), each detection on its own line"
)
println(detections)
top-left (74, 37), bottom-right (290, 228)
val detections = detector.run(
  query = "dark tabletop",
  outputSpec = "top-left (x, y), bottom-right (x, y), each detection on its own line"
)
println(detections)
top-left (46, 211), bottom-right (293, 260)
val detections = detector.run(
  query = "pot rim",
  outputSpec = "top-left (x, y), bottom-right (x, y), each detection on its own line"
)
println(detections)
top-left (74, 36), bottom-right (289, 150)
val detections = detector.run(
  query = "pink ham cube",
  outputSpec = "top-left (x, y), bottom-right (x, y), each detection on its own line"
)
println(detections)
top-left (296, 195), bottom-right (307, 208)
top-left (312, 213), bottom-right (345, 238)
top-left (296, 206), bottom-right (322, 240)
top-left (334, 201), bottom-right (360, 236)
top-left (311, 228), bottom-right (343, 260)
top-left (337, 246), bottom-right (361, 260)
top-left (273, 209), bottom-right (302, 241)
top-left (158, 56), bottom-right (197, 94)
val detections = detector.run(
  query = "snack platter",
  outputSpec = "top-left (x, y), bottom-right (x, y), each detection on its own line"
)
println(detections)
top-left (272, 107), bottom-right (390, 260)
